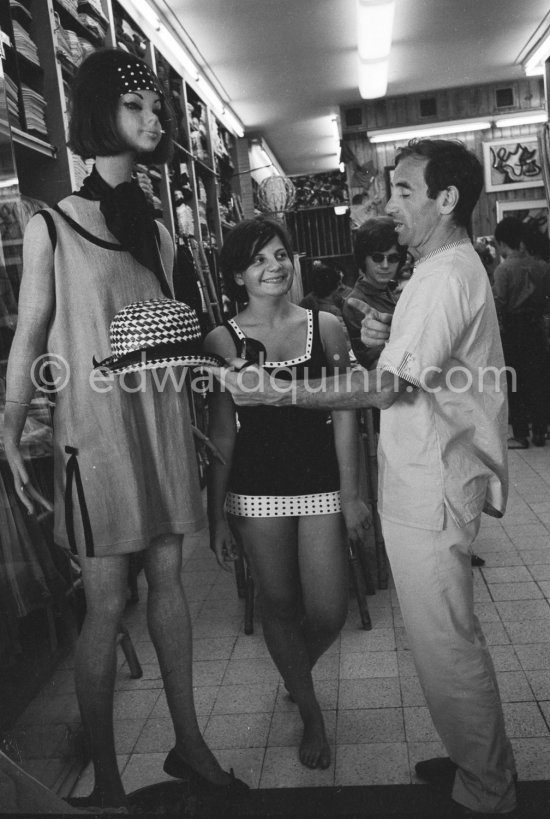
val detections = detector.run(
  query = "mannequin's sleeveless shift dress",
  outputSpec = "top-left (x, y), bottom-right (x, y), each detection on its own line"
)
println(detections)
top-left (34, 196), bottom-right (204, 556)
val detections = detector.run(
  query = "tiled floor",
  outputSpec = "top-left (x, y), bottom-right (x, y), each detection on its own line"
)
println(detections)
top-left (4, 445), bottom-right (550, 802)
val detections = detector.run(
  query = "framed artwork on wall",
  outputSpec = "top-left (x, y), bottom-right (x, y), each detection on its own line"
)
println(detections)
top-left (495, 199), bottom-right (549, 236)
top-left (482, 137), bottom-right (545, 193)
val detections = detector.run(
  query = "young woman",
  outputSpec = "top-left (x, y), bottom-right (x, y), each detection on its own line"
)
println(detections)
top-left (204, 217), bottom-right (370, 770)
top-left (4, 48), bottom-right (247, 812)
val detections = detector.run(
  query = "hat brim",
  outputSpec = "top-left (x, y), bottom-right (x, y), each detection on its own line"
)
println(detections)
top-left (93, 347), bottom-right (226, 375)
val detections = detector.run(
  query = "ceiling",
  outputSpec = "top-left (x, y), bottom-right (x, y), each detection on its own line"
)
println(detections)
top-left (157, 0), bottom-right (550, 175)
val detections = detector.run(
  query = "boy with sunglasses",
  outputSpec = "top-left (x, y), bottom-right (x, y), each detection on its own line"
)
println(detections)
top-left (343, 216), bottom-right (408, 369)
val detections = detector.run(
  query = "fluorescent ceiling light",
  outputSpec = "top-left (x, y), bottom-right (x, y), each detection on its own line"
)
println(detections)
top-left (250, 139), bottom-right (284, 177)
top-left (495, 111), bottom-right (547, 128)
top-left (220, 108), bottom-right (246, 139)
top-left (125, 0), bottom-right (160, 29)
top-left (358, 56), bottom-right (388, 99)
top-left (357, 0), bottom-right (395, 61)
top-left (523, 29), bottom-right (550, 76)
top-left (369, 118), bottom-right (492, 143)
top-left (356, 0), bottom-right (395, 99)
top-left (158, 26), bottom-right (200, 81)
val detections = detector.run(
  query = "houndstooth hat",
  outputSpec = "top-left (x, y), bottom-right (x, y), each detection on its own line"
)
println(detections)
top-left (93, 299), bottom-right (224, 374)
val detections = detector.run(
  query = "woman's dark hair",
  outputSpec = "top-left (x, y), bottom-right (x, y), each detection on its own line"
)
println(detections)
top-left (494, 216), bottom-right (525, 250)
top-left (68, 48), bottom-right (174, 163)
top-left (353, 216), bottom-right (406, 273)
top-left (395, 138), bottom-right (483, 227)
top-left (310, 263), bottom-right (341, 298)
top-left (220, 217), bottom-right (294, 300)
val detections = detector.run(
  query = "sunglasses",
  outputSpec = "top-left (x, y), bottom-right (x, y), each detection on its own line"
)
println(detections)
top-left (369, 252), bottom-right (401, 264)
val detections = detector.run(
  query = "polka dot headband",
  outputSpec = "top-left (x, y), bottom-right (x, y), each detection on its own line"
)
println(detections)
top-left (115, 58), bottom-right (164, 98)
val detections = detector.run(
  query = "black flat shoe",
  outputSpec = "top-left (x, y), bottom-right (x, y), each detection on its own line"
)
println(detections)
top-left (415, 756), bottom-right (457, 786)
top-left (471, 553), bottom-right (485, 567)
top-left (65, 795), bottom-right (129, 813)
top-left (415, 756), bottom-right (518, 789)
top-left (163, 749), bottom-right (249, 796)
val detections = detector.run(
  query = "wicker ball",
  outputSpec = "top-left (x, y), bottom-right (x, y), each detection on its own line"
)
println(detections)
top-left (257, 176), bottom-right (296, 214)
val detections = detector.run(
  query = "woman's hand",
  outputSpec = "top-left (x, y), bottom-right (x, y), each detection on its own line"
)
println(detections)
top-left (4, 438), bottom-right (53, 516)
top-left (341, 497), bottom-right (372, 548)
top-left (209, 518), bottom-right (238, 572)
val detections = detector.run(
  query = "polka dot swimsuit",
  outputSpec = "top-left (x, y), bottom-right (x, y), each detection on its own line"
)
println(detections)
top-left (225, 310), bottom-right (342, 518)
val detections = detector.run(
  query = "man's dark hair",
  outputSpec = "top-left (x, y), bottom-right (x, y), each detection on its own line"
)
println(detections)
top-left (309, 263), bottom-right (341, 298)
top-left (522, 223), bottom-right (550, 262)
top-left (494, 217), bottom-right (525, 251)
top-left (353, 216), bottom-right (406, 272)
top-left (395, 138), bottom-right (483, 227)
top-left (68, 48), bottom-right (174, 163)
top-left (220, 216), bottom-right (294, 299)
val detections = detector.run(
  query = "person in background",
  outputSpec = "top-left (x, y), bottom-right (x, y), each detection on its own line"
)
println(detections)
top-left (473, 238), bottom-right (497, 284)
top-left (213, 138), bottom-right (517, 816)
top-left (3, 48), bottom-right (247, 813)
top-left (342, 216), bottom-right (408, 370)
top-left (300, 261), bottom-right (351, 347)
top-left (493, 216), bottom-right (549, 449)
top-left (204, 216), bottom-right (370, 771)
top-left (522, 222), bottom-right (550, 264)
top-left (300, 260), bottom-right (349, 317)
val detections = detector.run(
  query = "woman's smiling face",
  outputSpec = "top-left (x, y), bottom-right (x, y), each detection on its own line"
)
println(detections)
top-left (235, 236), bottom-right (294, 297)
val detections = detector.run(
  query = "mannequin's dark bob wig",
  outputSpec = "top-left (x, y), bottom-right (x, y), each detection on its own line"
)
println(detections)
top-left (67, 48), bottom-right (174, 163)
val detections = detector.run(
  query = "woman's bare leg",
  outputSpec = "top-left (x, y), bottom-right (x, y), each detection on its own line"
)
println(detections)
top-left (297, 514), bottom-right (348, 766)
top-left (74, 553), bottom-right (129, 808)
top-left (230, 514), bottom-right (346, 769)
top-left (143, 534), bottom-right (231, 784)
top-left (298, 513), bottom-right (348, 667)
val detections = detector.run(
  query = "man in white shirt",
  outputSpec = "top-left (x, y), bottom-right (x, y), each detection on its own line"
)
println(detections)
top-left (213, 138), bottom-right (516, 816)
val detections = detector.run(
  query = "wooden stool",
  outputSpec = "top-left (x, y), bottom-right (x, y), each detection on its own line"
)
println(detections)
top-left (360, 408), bottom-right (389, 590)
top-left (234, 535), bottom-right (374, 634)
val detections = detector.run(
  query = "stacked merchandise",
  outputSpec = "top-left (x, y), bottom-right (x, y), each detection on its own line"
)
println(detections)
top-left (78, 0), bottom-right (109, 29)
top-left (77, 6), bottom-right (108, 41)
top-left (115, 14), bottom-right (148, 57)
top-left (4, 74), bottom-right (22, 129)
top-left (56, 0), bottom-right (79, 15)
top-left (61, 79), bottom-right (94, 185)
top-left (9, 0), bottom-right (32, 28)
top-left (11, 20), bottom-right (39, 67)
top-left (134, 164), bottom-right (163, 219)
top-left (174, 190), bottom-right (195, 237)
top-left (72, 154), bottom-right (94, 190)
top-left (196, 176), bottom-right (209, 241)
top-left (213, 120), bottom-right (237, 225)
top-left (20, 84), bottom-right (48, 136)
top-left (188, 101), bottom-right (209, 163)
top-left (54, 15), bottom-right (79, 71)
top-left (54, 14), bottom-right (94, 72)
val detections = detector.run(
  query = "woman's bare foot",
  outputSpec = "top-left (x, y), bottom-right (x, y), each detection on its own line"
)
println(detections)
top-left (299, 709), bottom-right (331, 769)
